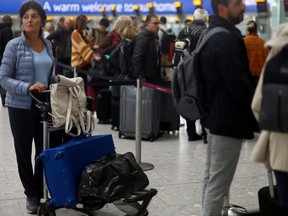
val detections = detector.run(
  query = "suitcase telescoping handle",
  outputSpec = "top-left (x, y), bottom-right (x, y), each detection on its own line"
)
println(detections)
top-left (267, 169), bottom-right (275, 198)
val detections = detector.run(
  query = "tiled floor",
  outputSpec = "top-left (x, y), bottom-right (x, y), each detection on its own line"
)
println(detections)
top-left (0, 104), bottom-right (267, 216)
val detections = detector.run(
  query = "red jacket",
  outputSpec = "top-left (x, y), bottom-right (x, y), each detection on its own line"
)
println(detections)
top-left (98, 31), bottom-right (121, 55)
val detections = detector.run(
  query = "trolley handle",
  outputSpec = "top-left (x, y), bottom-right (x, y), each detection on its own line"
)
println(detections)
top-left (29, 90), bottom-right (51, 112)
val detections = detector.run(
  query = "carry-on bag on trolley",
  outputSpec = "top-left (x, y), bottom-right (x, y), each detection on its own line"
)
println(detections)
top-left (119, 86), bottom-right (161, 141)
top-left (78, 151), bottom-right (157, 216)
top-left (50, 75), bottom-right (94, 136)
top-left (38, 134), bottom-right (116, 208)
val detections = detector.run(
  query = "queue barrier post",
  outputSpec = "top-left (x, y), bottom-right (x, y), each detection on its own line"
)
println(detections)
top-left (135, 79), bottom-right (154, 171)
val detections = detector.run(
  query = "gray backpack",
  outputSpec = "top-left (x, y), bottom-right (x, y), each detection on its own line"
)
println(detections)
top-left (172, 27), bottom-right (229, 121)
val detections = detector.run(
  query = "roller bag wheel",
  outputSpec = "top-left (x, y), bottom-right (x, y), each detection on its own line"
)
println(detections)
top-left (111, 96), bottom-right (120, 130)
top-left (159, 91), bottom-right (180, 133)
top-left (258, 186), bottom-right (284, 216)
top-left (38, 134), bottom-right (116, 208)
top-left (258, 170), bottom-right (288, 216)
top-left (96, 88), bottom-right (111, 124)
top-left (119, 86), bottom-right (161, 141)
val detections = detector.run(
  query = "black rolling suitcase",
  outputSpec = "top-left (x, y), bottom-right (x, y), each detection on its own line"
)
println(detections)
top-left (159, 91), bottom-right (180, 133)
top-left (258, 170), bottom-right (286, 216)
top-left (96, 88), bottom-right (111, 124)
top-left (111, 86), bottom-right (121, 130)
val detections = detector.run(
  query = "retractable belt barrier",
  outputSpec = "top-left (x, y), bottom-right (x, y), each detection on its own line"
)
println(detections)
top-left (141, 81), bottom-right (172, 95)
top-left (56, 62), bottom-right (173, 93)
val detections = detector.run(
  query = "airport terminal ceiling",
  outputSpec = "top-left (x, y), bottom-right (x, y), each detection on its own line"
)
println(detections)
top-left (1, 0), bottom-right (260, 15)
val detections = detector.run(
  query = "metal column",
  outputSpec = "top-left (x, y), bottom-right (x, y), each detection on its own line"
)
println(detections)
top-left (135, 79), bottom-right (154, 171)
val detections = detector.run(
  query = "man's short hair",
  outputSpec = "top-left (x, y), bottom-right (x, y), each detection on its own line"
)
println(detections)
top-left (211, 0), bottom-right (229, 14)
top-left (184, 19), bottom-right (192, 25)
top-left (99, 18), bottom-right (110, 28)
top-left (160, 16), bottom-right (167, 24)
top-left (146, 15), bottom-right (158, 24)
top-left (2, 15), bottom-right (12, 27)
top-left (193, 8), bottom-right (209, 23)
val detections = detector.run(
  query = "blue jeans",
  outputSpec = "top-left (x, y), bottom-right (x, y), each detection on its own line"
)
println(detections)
top-left (202, 129), bottom-right (242, 216)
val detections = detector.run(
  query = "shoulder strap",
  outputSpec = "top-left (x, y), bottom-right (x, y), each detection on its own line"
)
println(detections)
top-left (184, 26), bottom-right (190, 35)
top-left (160, 28), bottom-right (166, 34)
top-left (189, 26), bottom-right (204, 36)
top-left (195, 27), bottom-right (229, 53)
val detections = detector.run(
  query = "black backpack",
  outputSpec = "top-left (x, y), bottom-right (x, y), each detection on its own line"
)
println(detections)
top-left (119, 41), bottom-right (134, 79)
top-left (172, 25), bottom-right (205, 66)
top-left (101, 44), bottom-right (120, 77)
top-left (172, 27), bottom-right (229, 121)
top-left (160, 28), bottom-right (176, 59)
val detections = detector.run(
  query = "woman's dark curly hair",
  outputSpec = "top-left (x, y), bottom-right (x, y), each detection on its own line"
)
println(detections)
top-left (19, 0), bottom-right (47, 36)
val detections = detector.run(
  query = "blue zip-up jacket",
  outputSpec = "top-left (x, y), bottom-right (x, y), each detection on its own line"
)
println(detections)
top-left (0, 31), bottom-right (55, 109)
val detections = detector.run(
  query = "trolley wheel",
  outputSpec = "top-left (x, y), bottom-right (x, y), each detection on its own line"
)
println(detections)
top-left (141, 210), bottom-right (149, 216)
top-left (118, 132), bottom-right (122, 138)
top-left (37, 205), bottom-right (56, 216)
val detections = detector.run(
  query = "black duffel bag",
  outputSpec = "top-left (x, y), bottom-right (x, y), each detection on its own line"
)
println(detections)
top-left (78, 152), bottom-right (149, 209)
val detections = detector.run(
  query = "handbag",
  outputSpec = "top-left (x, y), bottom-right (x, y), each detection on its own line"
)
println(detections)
top-left (78, 152), bottom-right (149, 209)
top-left (50, 75), bottom-right (94, 136)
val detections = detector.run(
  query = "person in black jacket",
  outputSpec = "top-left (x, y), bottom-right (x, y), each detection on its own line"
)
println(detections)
top-left (199, 0), bottom-right (257, 215)
top-left (177, 8), bottom-right (208, 143)
top-left (110, 26), bottom-right (138, 79)
top-left (47, 18), bottom-right (73, 76)
top-left (132, 14), bottom-right (161, 80)
top-left (177, 9), bottom-right (207, 53)
top-left (0, 15), bottom-right (13, 107)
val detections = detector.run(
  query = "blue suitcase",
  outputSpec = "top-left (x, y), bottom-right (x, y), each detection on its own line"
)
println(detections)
top-left (39, 134), bottom-right (116, 208)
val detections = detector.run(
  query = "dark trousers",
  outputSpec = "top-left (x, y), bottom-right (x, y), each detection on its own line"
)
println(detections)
top-left (186, 119), bottom-right (207, 137)
top-left (0, 85), bottom-right (6, 106)
top-left (274, 170), bottom-right (288, 209)
top-left (8, 104), bottom-right (43, 198)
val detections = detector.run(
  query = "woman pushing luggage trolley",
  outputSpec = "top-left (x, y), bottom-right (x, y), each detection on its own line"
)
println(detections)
top-left (30, 75), bottom-right (157, 216)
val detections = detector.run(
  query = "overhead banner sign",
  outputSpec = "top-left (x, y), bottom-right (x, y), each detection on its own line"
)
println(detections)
top-left (1, 0), bottom-right (258, 15)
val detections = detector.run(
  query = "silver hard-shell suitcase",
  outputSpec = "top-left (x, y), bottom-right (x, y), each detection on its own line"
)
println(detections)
top-left (119, 86), bottom-right (160, 141)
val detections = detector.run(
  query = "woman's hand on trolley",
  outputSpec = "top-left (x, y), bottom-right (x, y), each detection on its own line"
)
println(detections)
top-left (29, 82), bottom-right (48, 93)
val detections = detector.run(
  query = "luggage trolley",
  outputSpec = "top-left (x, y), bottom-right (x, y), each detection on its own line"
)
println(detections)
top-left (30, 91), bottom-right (157, 216)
